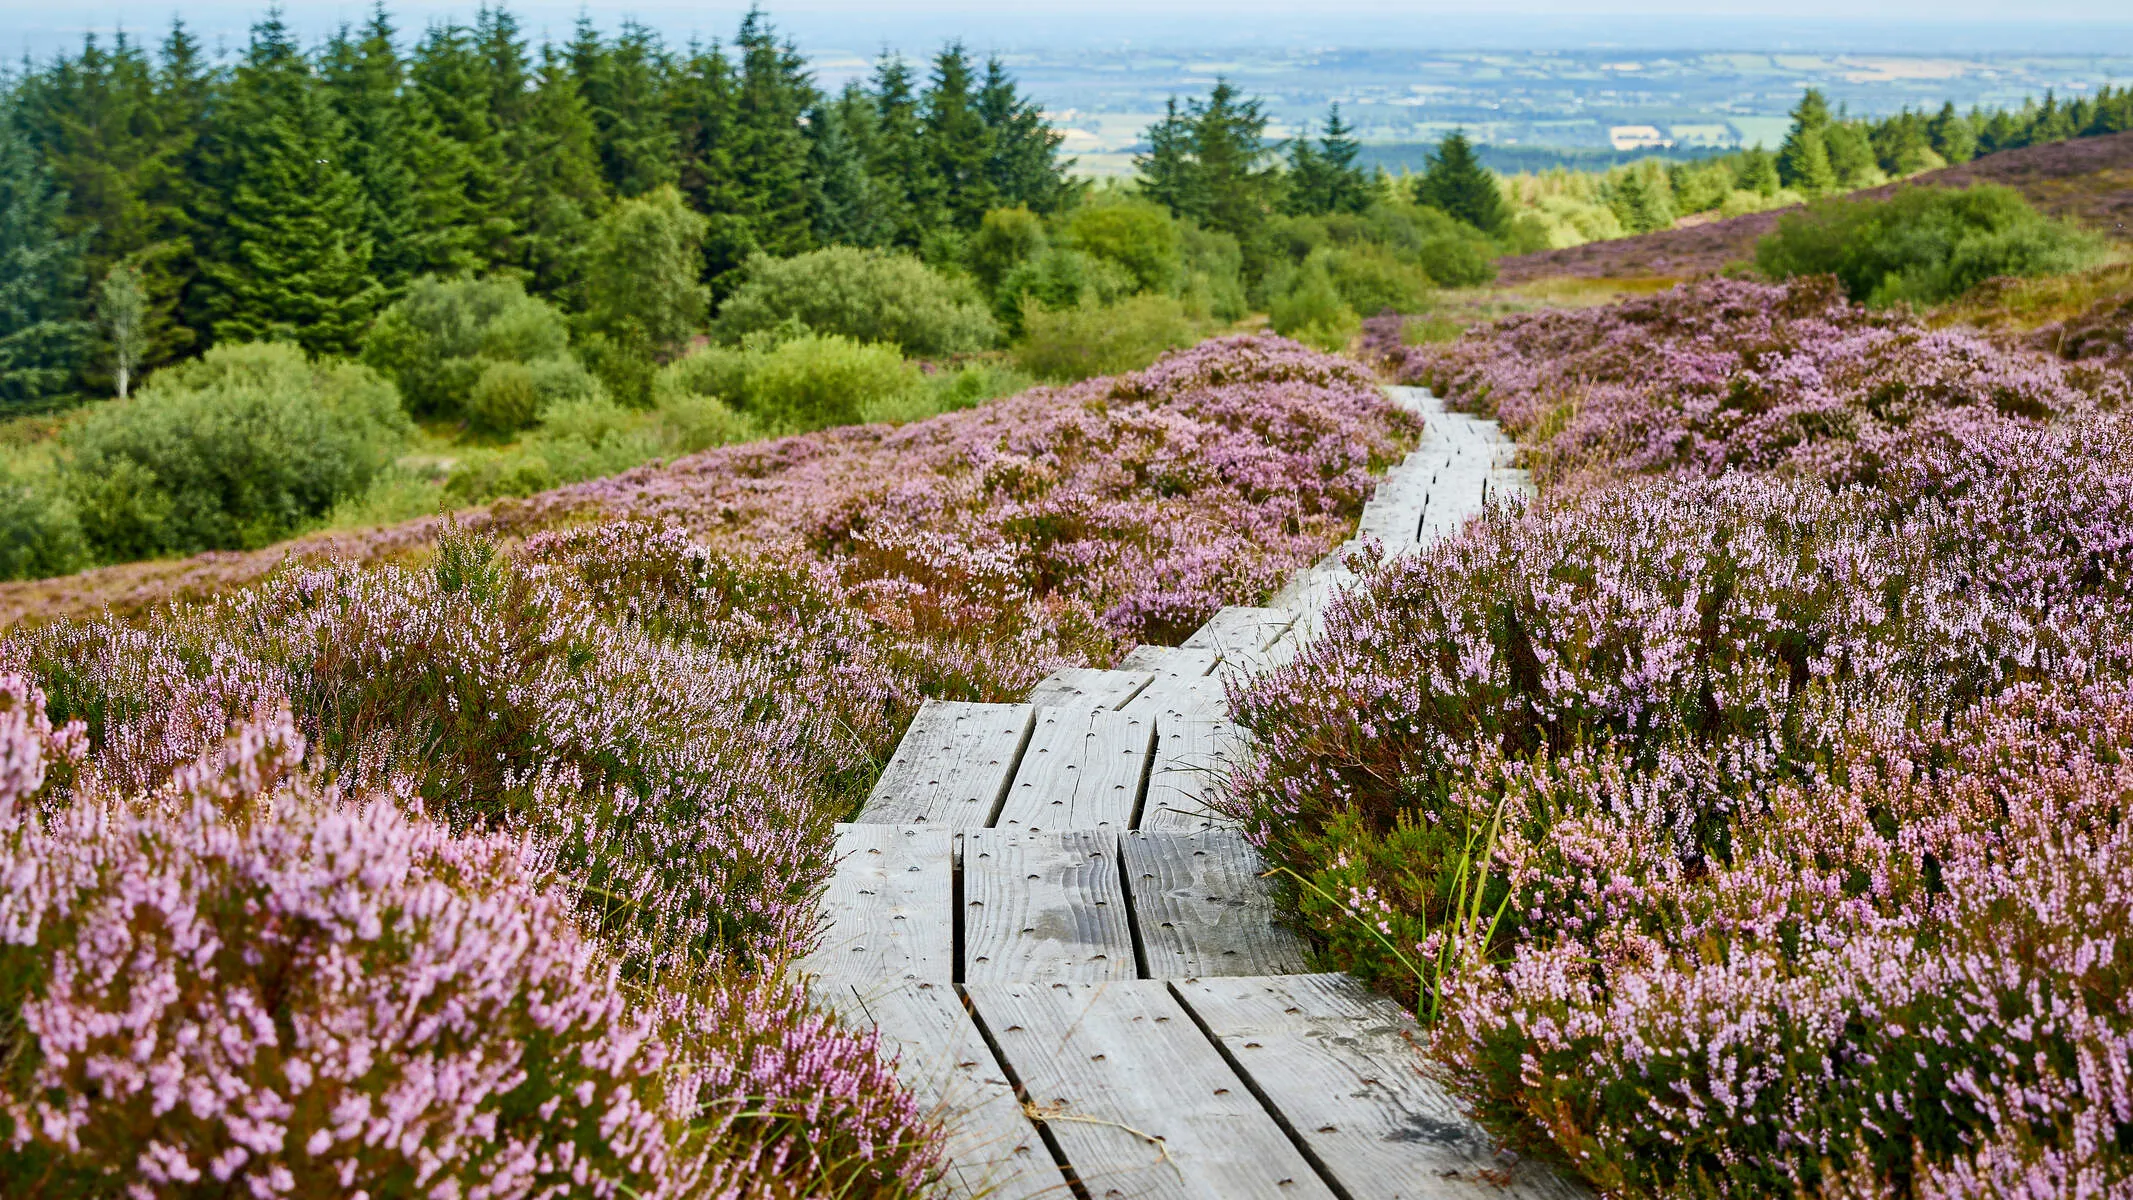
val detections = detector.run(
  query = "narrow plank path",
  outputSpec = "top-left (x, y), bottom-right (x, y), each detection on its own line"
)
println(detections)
top-left (806, 387), bottom-right (1578, 1200)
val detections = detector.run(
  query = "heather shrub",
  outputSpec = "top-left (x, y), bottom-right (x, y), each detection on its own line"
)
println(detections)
top-left (0, 679), bottom-right (937, 1198)
top-left (63, 343), bottom-right (410, 560)
top-left (1756, 184), bottom-right (2104, 307)
top-left (1012, 293), bottom-right (1209, 381)
top-left (358, 274), bottom-right (576, 419)
top-left (715, 246), bottom-right (1000, 357)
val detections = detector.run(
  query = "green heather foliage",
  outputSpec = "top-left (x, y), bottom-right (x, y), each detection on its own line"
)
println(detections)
top-left (714, 245), bottom-right (999, 356)
top-left (360, 275), bottom-right (576, 420)
top-left (1757, 184), bottom-right (2104, 307)
top-left (64, 342), bottom-right (410, 559)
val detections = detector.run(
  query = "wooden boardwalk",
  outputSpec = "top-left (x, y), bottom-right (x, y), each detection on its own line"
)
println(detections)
top-left (803, 387), bottom-right (1582, 1200)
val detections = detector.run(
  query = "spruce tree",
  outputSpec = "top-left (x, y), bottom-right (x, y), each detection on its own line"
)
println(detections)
top-left (1134, 98), bottom-right (1194, 217)
top-left (805, 97), bottom-right (889, 247)
top-left (198, 15), bottom-right (380, 355)
top-left (1283, 135), bottom-right (1329, 216)
top-left (408, 22), bottom-right (513, 267)
top-left (1735, 145), bottom-right (1781, 196)
top-left (137, 20), bottom-right (213, 367)
top-left (1185, 80), bottom-right (1277, 240)
top-left (1777, 90), bottom-right (1837, 194)
top-left (0, 116), bottom-right (93, 407)
top-left (1318, 104), bottom-right (1369, 214)
top-left (1414, 130), bottom-right (1508, 235)
top-left (729, 10), bottom-right (816, 259)
top-left (580, 20), bottom-right (677, 197)
top-left (921, 43), bottom-right (994, 230)
top-left (11, 33), bottom-right (162, 278)
top-left (510, 44), bottom-right (609, 300)
top-left (867, 52), bottom-right (929, 245)
top-left (1928, 102), bottom-right (1978, 164)
top-left (977, 56), bottom-right (1071, 214)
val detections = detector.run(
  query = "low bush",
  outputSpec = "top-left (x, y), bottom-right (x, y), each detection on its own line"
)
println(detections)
top-left (64, 342), bottom-right (410, 560)
top-left (744, 334), bottom-right (917, 432)
top-left (1062, 197), bottom-right (1181, 293)
top-left (465, 354), bottom-right (604, 435)
top-left (1756, 183), bottom-right (2104, 307)
top-left (360, 275), bottom-right (577, 420)
top-left (1013, 293), bottom-right (1211, 381)
top-left (715, 246), bottom-right (999, 357)
top-left (996, 247), bottom-right (1138, 332)
top-left (1321, 243), bottom-right (1434, 316)
top-left (1267, 256), bottom-right (1360, 351)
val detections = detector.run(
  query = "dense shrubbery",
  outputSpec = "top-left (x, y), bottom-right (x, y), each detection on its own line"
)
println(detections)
top-left (2, 337), bottom-right (1409, 1191)
top-left (714, 246), bottom-right (1000, 357)
top-left (1756, 184), bottom-right (2104, 307)
top-left (1244, 279), bottom-right (2133, 1196)
top-left (64, 343), bottom-right (410, 559)
top-left (1013, 293), bottom-right (1215, 381)
top-left (359, 275), bottom-right (582, 423)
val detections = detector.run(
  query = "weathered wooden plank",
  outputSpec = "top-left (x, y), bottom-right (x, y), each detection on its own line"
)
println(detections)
top-left (1138, 717), bottom-right (1246, 833)
top-left (800, 824), bottom-right (954, 985)
top-left (995, 706), bottom-right (1154, 832)
top-left (1180, 606), bottom-right (1297, 658)
top-left (858, 701), bottom-right (1034, 828)
top-left (1027, 667), bottom-right (1153, 711)
top-left (968, 979), bottom-right (1340, 1200)
top-left (1124, 829), bottom-right (1310, 978)
top-left (1119, 647), bottom-right (1232, 724)
top-left (809, 978), bottom-right (1062, 1200)
top-left (964, 829), bottom-right (1135, 982)
top-left (1116, 644), bottom-right (1223, 678)
top-left (1172, 974), bottom-right (1588, 1200)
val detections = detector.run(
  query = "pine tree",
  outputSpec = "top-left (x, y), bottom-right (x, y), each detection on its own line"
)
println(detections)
top-left (729, 9), bottom-right (817, 259)
top-left (805, 97), bottom-right (888, 247)
top-left (509, 44), bottom-right (609, 300)
top-left (1282, 135), bottom-right (1330, 216)
top-left (0, 116), bottom-right (93, 406)
top-left (977, 56), bottom-right (1071, 214)
top-left (1928, 102), bottom-right (1977, 164)
top-left (321, 10), bottom-right (459, 292)
top-left (1184, 80), bottom-right (1277, 240)
top-left (1777, 89), bottom-right (1837, 194)
top-left (409, 21), bottom-right (514, 268)
top-left (136, 20), bottom-right (213, 367)
top-left (1318, 104), bottom-right (1369, 214)
top-left (198, 15), bottom-right (380, 355)
top-left (867, 51), bottom-right (929, 245)
top-left (1415, 130), bottom-right (1508, 235)
top-left (579, 20), bottom-right (678, 197)
top-left (921, 43), bottom-right (994, 230)
top-left (1735, 145), bottom-right (1780, 196)
top-left (10, 33), bottom-right (163, 278)
top-left (1822, 117), bottom-right (1877, 187)
top-left (1134, 97), bottom-right (1194, 217)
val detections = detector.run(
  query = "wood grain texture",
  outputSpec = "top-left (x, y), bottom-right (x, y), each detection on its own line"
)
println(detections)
top-left (967, 979), bottom-right (1340, 1200)
top-left (1180, 607), bottom-right (1296, 657)
top-left (800, 824), bottom-right (954, 985)
top-left (859, 701), bottom-right (1034, 828)
top-left (809, 978), bottom-right (1066, 1200)
top-left (1138, 718), bottom-right (1246, 833)
top-left (1172, 974), bottom-right (1588, 1200)
top-left (1123, 830), bottom-right (1310, 978)
top-left (964, 829), bottom-right (1136, 982)
top-left (995, 706), bottom-right (1155, 832)
top-left (1028, 667), bottom-right (1153, 711)
top-left (1116, 645), bottom-right (1224, 678)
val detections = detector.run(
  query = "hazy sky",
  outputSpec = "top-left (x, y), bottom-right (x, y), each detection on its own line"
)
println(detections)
top-left (6, 0), bottom-right (2133, 59)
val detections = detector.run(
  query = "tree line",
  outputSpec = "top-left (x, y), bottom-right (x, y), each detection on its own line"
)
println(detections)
top-left (0, 6), bottom-right (1075, 409)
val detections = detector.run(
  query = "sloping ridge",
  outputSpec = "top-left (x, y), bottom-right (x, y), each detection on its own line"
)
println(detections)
top-left (801, 387), bottom-right (1586, 1200)
top-left (1496, 128), bottom-right (2133, 285)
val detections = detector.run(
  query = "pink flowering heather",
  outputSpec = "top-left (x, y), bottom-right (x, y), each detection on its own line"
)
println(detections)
top-left (1231, 378), bottom-right (2133, 1192)
top-left (1, 337), bottom-right (1410, 1194)
top-left (1372, 276), bottom-right (2126, 490)
top-left (0, 676), bottom-right (934, 1199)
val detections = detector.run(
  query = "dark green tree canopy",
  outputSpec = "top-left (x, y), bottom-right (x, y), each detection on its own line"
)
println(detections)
top-left (1414, 130), bottom-right (1508, 236)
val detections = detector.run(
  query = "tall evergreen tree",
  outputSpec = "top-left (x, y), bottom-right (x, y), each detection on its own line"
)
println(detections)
top-left (1928, 101), bottom-right (1977, 164)
top-left (728, 10), bottom-right (816, 259)
top-left (197, 15), bottom-right (380, 355)
top-left (866, 51), bottom-right (929, 245)
top-left (11, 33), bottom-right (163, 278)
top-left (508, 43), bottom-right (608, 299)
top-left (1183, 80), bottom-right (1276, 240)
top-left (579, 20), bottom-right (677, 197)
top-left (805, 96), bottom-right (888, 247)
top-left (1317, 104), bottom-right (1368, 214)
top-left (921, 43), bottom-right (994, 230)
top-left (132, 20), bottom-right (213, 368)
top-left (0, 113), bottom-right (94, 406)
top-left (1777, 89), bottom-right (1837, 194)
top-left (1134, 97), bottom-right (1194, 217)
top-left (977, 56), bottom-right (1071, 214)
top-left (1735, 145), bottom-right (1780, 196)
top-left (1414, 130), bottom-right (1508, 235)
top-left (409, 21), bottom-right (514, 267)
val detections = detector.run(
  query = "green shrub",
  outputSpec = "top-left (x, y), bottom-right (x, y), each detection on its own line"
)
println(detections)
top-left (1063, 198), bottom-right (1180, 293)
top-left (743, 334), bottom-right (916, 433)
top-left (1014, 293), bottom-right (1208, 382)
top-left (1756, 184), bottom-right (2104, 307)
top-left (1415, 234), bottom-right (1498, 288)
top-left (360, 276), bottom-right (573, 419)
top-left (860, 360), bottom-right (1036, 425)
top-left (442, 398), bottom-right (664, 506)
top-left (653, 388), bottom-right (754, 454)
top-left (1179, 223), bottom-right (1249, 321)
top-left (996, 248), bottom-right (1138, 332)
top-left (581, 185), bottom-right (712, 355)
top-left (969, 207), bottom-right (1049, 292)
top-left (714, 247), bottom-right (999, 357)
top-left (464, 356), bottom-right (604, 436)
top-left (1323, 244), bottom-right (1435, 316)
top-left (656, 344), bottom-right (757, 409)
top-left (0, 456), bottom-right (88, 581)
top-left (1268, 256), bottom-right (1360, 351)
top-left (64, 343), bottom-right (410, 559)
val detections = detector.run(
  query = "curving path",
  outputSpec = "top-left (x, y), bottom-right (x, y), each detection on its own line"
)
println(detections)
top-left (801, 387), bottom-right (1582, 1200)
